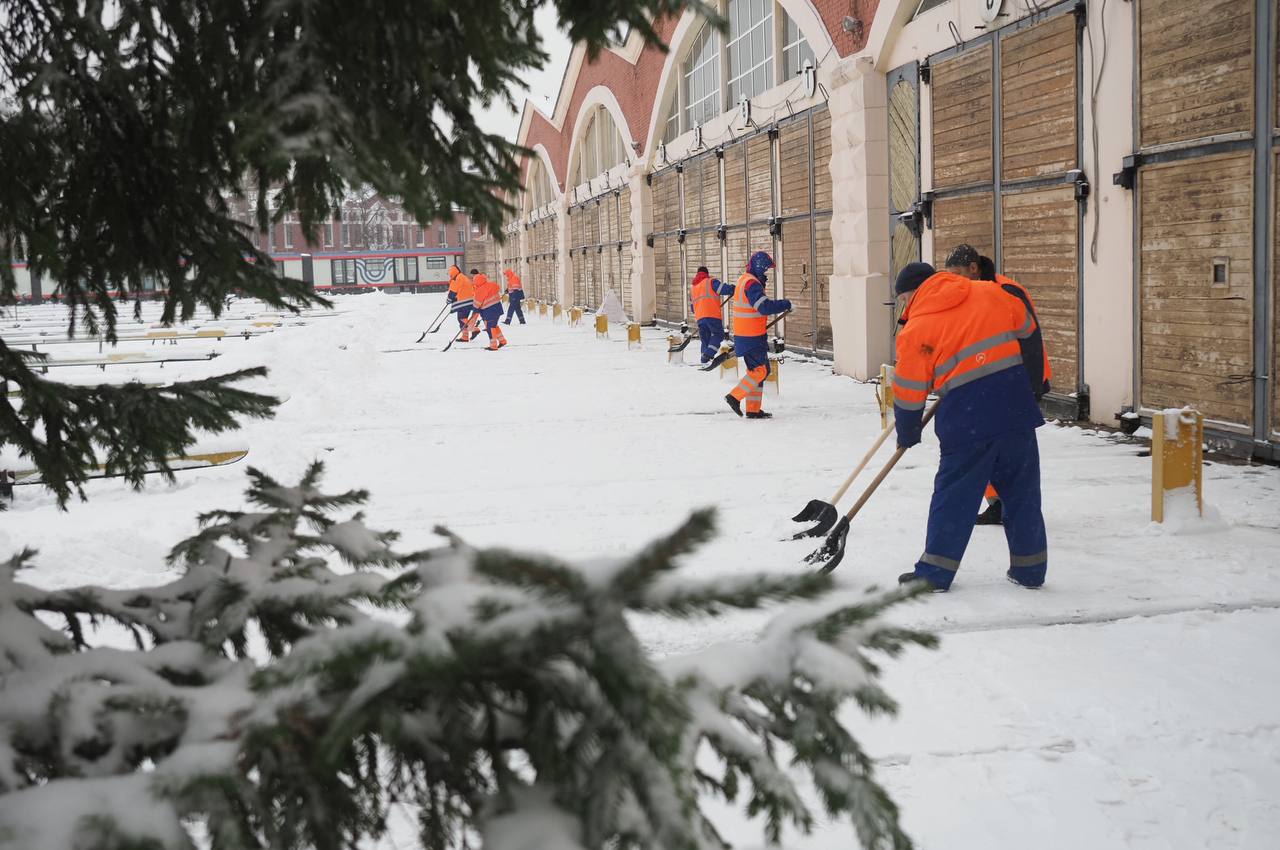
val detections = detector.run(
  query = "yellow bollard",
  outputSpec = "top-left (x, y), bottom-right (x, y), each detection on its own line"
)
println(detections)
top-left (501, 293), bottom-right (509, 305)
top-left (553, 303), bottom-right (563, 322)
top-left (667, 334), bottom-right (686, 364)
top-left (568, 307), bottom-right (583, 326)
top-left (877, 363), bottom-right (896, 430)
top-left (539, 301), bottom-right (548, 317)
top-left (1152, 407), bottom-right (1204, 523)
top-left (627, 322), bottom-right (642, 350)
top-left (719, 346), bottom-right (739, 382)
top-left (764, 358), bottom-right (781, 395)
top-left (595, 314), bottom-right (608, 339)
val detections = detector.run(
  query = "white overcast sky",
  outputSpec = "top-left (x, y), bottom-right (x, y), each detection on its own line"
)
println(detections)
top-left (473, 6), bottom-right (577, 143)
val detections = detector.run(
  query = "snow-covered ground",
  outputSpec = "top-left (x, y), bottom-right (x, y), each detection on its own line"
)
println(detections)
top-left (5, 292), bottom-right (1279, 849)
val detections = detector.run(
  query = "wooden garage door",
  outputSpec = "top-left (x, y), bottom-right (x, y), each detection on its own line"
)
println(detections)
top-left (1140, 152), bottom-right (1254, 430)
top-left (746, 133), bottom-right (774, 272)
top-left (928, 10), bottom-right (1081, 400)
top-left (1139, 0), bottom-right (1253, 148)
top-left (651, 169), bottom-right (682, 322)
top-left (932, 44), bottom-right (993, 192)
top-left (779, 116), bottom-right (815, 350)
top-left (1002, 186), bottom-right (1079, 392)
top-left (889, 68), bottom-right (921, 291)
top-left (932, 193), bottom-right (994, 266)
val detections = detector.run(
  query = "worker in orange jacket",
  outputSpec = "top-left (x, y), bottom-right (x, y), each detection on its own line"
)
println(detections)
top-left (688, 266), bottom-right (734, 364)
top-left (446, 265), bottom-right (477, 342)
top-left (891, 261), bottom-right (1048, 591)
top-left (502, 268), bottom-right (526, 325)
top-left (947, 245), bottom-right (1054, 526)
top-left (724, 251), bottom-right (791, 419)
top-left (463, 270), bottom-right (491, 340)
top-left (472, 270), bottom-right (507, 351)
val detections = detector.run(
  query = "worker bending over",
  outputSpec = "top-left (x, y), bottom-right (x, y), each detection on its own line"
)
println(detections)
top-left (891, 261), bottom-right (1048, 591)
top-left (472, 270), bottom-right (507, 351)
top-left (689, 266), bottom-right (734, 364)
top-left (446, 266), bottom-right (477, 342)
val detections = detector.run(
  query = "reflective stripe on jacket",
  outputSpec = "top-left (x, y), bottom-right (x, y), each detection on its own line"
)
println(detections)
top-left (733, 273), bottom-right (768, 337)
top-left (504, 269), bottom-right (523, 291)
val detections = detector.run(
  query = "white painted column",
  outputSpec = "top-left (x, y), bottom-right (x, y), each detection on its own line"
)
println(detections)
top-left (824, 55), bottom-right (892, 381)
top-left (1080, 0), bottom-right (1136, 425)
top-left (629, 164), bottom-right (656, 324)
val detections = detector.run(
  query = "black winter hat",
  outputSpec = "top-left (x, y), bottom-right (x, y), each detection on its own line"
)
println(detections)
top-left (894, 262), bottom-right (935, 297)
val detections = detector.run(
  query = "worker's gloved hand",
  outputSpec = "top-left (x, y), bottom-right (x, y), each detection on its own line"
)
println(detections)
top-left (778, 299), bottom-right (793, 313)
top-left (896, 422), bottom-right (922, 450)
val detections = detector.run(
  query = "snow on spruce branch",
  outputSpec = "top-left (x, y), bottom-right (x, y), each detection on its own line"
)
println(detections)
top-left (0, 463), bottom-right (934, 850)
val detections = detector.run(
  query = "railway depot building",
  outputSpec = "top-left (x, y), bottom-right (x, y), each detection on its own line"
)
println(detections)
top-left (476, 0), bottom-right (1280, 460)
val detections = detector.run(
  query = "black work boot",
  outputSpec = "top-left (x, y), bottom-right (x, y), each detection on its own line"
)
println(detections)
top-left (724, 394), bottom-right (742, 417)
top-left (976, 500), bottom-right (1004, 526)
top-left (745, 410), bottom-right (773, 419)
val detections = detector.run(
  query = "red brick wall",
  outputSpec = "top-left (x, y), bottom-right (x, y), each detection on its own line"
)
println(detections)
top-left (520, 2), bottom-right (876, 190)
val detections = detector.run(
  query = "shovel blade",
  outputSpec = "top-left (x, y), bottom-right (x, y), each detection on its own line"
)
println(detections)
top-left (804, 518), bottom-right (851, 573)
top-left (791, 498), bottom-right (827, 523)
top-left (791, 502), bottom-right (838, 539)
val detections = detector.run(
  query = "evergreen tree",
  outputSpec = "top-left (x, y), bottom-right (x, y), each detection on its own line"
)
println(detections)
top-left (0, 465), bottom-right (934, 849)
top-left (0, 0), bottom-right (706, 502)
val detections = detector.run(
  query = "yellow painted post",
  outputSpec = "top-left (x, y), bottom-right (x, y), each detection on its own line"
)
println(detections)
top-left (626, 322), bottom-right (642, 349)
top-left (1152, 407), bottom-right (1204, 523)
top-left (667, 334), bottom-right (685, 364)
top-left (568, 307), bottom-right (582, 326)
top-left (553, 303), bottom-right (563, 322)
top-left (764, 358), bottom-right (780, 395)
top-left (719, 346), bottom-right (739, 383)
top-left (539, 301), bottom-right (548, 317)
top-left (878, 363), bottom-right (895, 430)
top-left (501, 293), bottom-right (509, 306)
top-left (595, 314), bottom-right (608, 339)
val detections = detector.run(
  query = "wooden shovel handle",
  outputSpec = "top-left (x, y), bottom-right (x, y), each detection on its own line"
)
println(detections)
top-left (841, 400), bottom-right (940, 523)
top-left (829, 422), bottom-right (895, 505)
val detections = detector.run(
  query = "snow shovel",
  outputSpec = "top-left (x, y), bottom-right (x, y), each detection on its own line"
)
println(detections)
top-left (699, 309), bottom-right (791, 372)
top-left (415, 304), bottom-right (451, 342)
top-left (791, 421), bottom-right (895, 539)
top-left (805, 400), bottom-right (939, 574)
top-left (441, 322), bottom-right (470, 352)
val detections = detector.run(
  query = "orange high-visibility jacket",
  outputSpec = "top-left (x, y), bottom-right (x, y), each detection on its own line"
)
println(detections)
top-left (473, 274), bottom-right (501, 311)
top-left (448, 267), bottom-right (474, 303)
top-left (732, 273), bottom-right (768, 336)
top-left (893, 271), bottom-right (1035, 408)
top-left (504, 269), bottom-right (523, 291)
top-left (892, 271), bottom-right (1042, 446)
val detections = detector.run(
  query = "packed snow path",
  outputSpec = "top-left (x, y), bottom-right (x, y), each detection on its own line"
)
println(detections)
top-left (6, 293), bottom-right (1279, 849)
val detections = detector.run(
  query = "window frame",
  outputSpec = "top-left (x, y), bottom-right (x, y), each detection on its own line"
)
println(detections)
top-left (726, 0), bottom-right (774, 107)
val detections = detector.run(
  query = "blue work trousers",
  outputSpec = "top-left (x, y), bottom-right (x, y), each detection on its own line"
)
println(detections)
top-left (913, 428), bottom-right (1047, 590)
top-left (697, 318), bottom-right (725, 362)
top-left (505, 293), bottom-right (525, 324)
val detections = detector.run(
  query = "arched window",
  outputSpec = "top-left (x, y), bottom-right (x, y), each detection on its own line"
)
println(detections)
top-left (659, 3), bottom-right (814, 145)
top-left (575, 106), bottom-right (628, 186)
top-left (726, 0), bottom-right (773, 107)
top-left (528, 158), bottom-right (555, 210)
top-left (781, 10), bottom-right (815, 80)
top-left (682, 21), bottom-right (721, 131)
